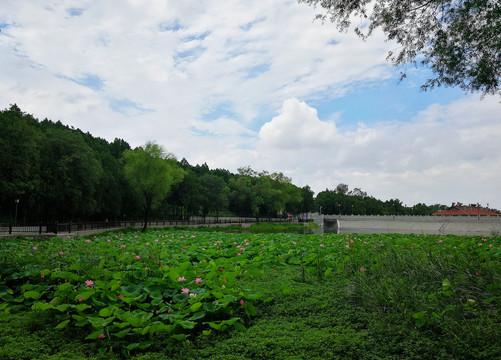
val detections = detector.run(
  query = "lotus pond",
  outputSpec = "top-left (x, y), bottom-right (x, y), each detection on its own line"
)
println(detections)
top-left (0, 228), bottom-right (500, 359)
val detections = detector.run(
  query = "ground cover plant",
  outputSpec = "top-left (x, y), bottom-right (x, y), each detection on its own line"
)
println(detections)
top-left (0, 228), bottom-right (500, 359)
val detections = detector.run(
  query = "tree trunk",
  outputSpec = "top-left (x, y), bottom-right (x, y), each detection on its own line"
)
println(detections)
top-left (142, 197), bottom-right (152, 233)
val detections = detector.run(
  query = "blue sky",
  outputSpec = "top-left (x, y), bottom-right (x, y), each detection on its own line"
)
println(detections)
top-left (1, 0), bottom-right (500, 210)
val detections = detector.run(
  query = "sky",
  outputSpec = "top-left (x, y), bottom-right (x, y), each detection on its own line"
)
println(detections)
top-left (1, 0), bottom-right (500, 210)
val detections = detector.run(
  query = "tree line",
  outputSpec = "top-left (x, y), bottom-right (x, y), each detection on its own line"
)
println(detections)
top-left (1, 105), bottom-right (445, 226)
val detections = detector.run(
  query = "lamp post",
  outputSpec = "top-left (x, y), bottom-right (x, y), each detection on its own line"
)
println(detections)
top-left (14, 199), bottom-right (19, 228)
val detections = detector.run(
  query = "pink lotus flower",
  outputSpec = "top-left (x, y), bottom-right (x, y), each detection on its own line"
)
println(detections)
top-left (41, 272), bottom-right (45, 278)
top-left (178, 276), bottom-right (186, 282)
top-left (195, 277), bottom-right (202, 284)
top-left (85, 280), bottom-right (94, 287)
top-left (118, 294), bottom-right (124, 299)
top-left (78, 297), bottom-right (83, 302)
top-left (85, 240), bottom-right (90, 243)
top-left (240, 299), bottom-right (245, 305)
top-left (181, 288), bottom-right (190, 294)
top-left (98, 333), bottom-right (105, 339)
top-left (120, 244), bottom-right (126, 249)
top-left (135, 255), bottom-right (141, 260)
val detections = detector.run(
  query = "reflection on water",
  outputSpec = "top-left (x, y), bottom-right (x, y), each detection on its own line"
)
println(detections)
top-left (314, 226), bottom-right (494, 237)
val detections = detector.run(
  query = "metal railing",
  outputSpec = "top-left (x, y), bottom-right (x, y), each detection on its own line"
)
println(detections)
top-left (0, 217), bottom-right (289, 235)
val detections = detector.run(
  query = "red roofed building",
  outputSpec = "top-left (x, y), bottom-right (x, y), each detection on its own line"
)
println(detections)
top-left (433, 202), bottom-right (501, 216)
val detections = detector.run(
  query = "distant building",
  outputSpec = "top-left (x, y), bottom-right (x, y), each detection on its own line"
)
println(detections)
top-left (433, 202), bottom-right (501, 216)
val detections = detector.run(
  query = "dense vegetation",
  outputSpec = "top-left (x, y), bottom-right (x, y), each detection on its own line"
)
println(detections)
top-left (1, 104), bottom-right (446, 225)
top-left (0, 228), bottom-right (499, 359)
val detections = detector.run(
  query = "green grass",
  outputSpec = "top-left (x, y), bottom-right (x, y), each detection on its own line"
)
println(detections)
top-left (248, 221), bottom-right (318, 233)
top-left (0, 231), bottom-right (499, 359)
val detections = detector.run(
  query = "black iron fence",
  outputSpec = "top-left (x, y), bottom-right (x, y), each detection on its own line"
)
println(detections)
top-left (0, 217), bottom-right (289, 235)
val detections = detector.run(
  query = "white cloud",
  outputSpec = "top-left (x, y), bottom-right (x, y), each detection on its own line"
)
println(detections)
top-left (0, 0), bottom-right (394, 147)
top-left (258, 98), bottom-right (338, 149)
top-left (252, 95), bottom-right (501, 209)
top-left (1, 0), bottom-right (500, 209)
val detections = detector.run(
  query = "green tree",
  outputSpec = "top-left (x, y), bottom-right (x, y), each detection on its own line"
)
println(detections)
top-left (299, 185), bottom-right (316, 214)
top-left (199, 174), bottom-right (229, 221)
top-left (335, 183), bottom-right (349, 195)
top-left (299, 0), bottom-right (501, 96)
top-left (169, 169), bottom-right (202, 219)
top-left (0, 105), bottom-right (40, 222)
top-left (122, 142), bottom-right (185, 232)
top-left (37, 125), bottom-right (102, 221)
top-left (229, 170), bottom-right (262, 218)
top-left (268, 172), bottom-right (303, 217)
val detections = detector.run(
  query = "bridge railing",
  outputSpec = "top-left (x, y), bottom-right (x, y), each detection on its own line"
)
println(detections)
top-left (317, 214), bottom-right (501, 222)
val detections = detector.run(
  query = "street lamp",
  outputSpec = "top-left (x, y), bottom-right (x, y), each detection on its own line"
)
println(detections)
top-left (14, 199), bottom-right (19, 228)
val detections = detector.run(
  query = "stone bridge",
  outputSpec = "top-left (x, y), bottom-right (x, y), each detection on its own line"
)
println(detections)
top-left (311, 214), bottom-right (501, 236)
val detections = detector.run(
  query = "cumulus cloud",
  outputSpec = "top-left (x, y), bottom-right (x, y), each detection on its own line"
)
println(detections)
top-left (253, 95), bottom-right (501, 208)
top-left (258, 98), bottom-right (338, 149)
top-left (1, 0), bottom-right (499, 209)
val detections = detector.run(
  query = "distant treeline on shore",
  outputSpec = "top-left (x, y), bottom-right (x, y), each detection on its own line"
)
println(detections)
top-left (1, 104), bottom-right (446, 224)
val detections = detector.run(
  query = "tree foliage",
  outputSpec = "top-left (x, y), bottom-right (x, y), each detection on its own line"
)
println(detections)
top-left (315, 184), bottom-right (445, 215)
top-left (0, 105), bottom-right (40, 217)
top-left (122, 142), bottom-right (185, 232)
top-left (37, 126), bottom-right (102, 219)
top-left (1, 105), bottom-right (454, 224)
top-left (299, 0), bottom-right (501, 96)
top-left (0, 105), bottom-right (133, 223)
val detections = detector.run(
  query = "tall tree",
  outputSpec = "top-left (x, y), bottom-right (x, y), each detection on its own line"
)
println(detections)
top-left (229, 173), bottom-right (262, 218)
top-left (199, 174), bottom-right (229, 221)
top-left (299, 0), bottom-right (501, 96)
top-left (170, 169), bottom-right (203, 218)
top-left (299, 185), bottom-right (316, 214)
top-left (0, 105), bottom-right (40, 222)
top-left (37, 125), bottom-right (102, 221)
top-left (122, 142), bottom-right (185, 232)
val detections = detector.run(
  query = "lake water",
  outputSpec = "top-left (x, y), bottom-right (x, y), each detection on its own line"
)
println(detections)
top-left (314, 226), bottom-right (494, 237)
